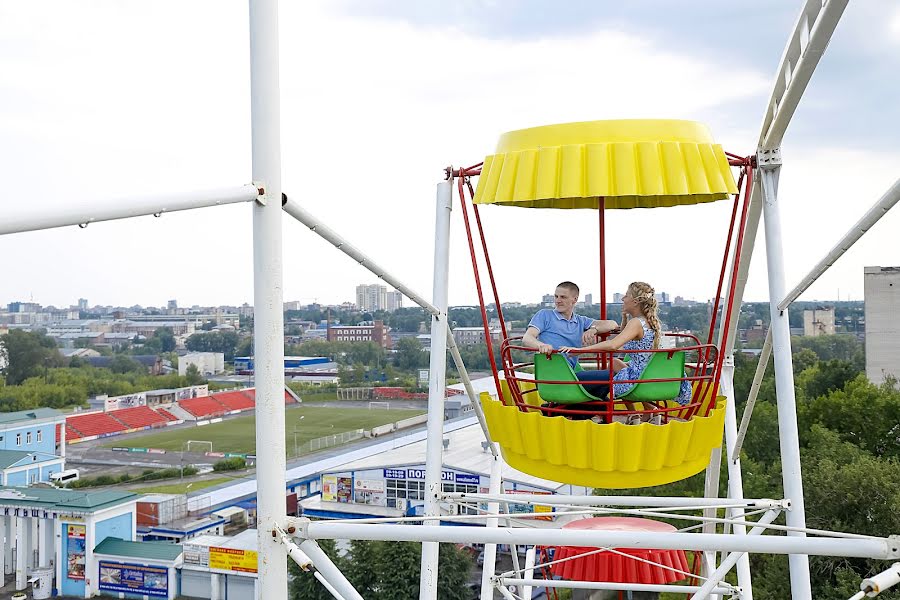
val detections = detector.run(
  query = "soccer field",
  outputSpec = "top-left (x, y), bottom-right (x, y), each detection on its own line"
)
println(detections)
top-left (103, 406), bottom-right (425, 455)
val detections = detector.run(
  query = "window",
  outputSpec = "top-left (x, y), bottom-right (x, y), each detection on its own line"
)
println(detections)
top-left (30, 473), bottom-right (37, 484)
top-left (26, 431), bottom-right (32, 444)
top-left (36, 430), bottom-right (42, 443)
top-left (386, 479), bottom-right (426, 502)
top-left (16, 433), bottom-right (21, 446)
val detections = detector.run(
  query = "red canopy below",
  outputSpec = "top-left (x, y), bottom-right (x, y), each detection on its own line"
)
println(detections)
top-left (549, 517), bottom-right (691, 584)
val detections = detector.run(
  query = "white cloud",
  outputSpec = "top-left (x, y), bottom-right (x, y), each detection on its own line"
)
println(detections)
top-left (2, 1), bottom-right (894, 311)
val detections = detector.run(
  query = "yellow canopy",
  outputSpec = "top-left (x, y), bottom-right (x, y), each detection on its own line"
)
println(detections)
top-left (473, 119), bottom-right (738, 209)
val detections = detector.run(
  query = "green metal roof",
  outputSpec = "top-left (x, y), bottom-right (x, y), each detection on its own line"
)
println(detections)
top-left (0, 486), bottom-right (138, 513)
top-left (0, 450), bottom-right (31, 469)
top-left (94, 537), bottom-right (182, 562)
top-left (0, 408), bottom-right (61, 425)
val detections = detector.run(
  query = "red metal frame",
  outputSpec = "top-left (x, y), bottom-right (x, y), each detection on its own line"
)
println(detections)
top-left (455, 156), bottom-right (752, 421)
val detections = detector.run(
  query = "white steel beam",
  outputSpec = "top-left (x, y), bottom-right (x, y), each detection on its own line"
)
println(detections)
top-left (281, 196), bottom-right (496, 451)
top-left (443, 493), bottom-right (783, 509)
top-left (734, 176), bottom-right (900, 459)
top-left (249, 0), bottom-right (287, 599)
top-left (778, 177), bottom-right (900, 311)
top-left (691, 509), bottom-right (781, 600)
top-left (419, 179), bottom-right (453, 600)
top-left (760, 163), bottom-right (812, 599)
top-left (0, 185), bottom-right (259, 236)
top-left (297, 539), bottom-right (364, 600)
top-left (719, 361), bottom-right (754, 599)
top-left (759, 0), bottom-right (849, 150)
top-left (304, 521), bottom-right (900, 560)
top-left (480, 451), bottom-right (503, 600)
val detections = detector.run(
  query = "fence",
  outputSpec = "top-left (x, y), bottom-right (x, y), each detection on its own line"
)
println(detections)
top-left (292, 429), bottom-right (366, 457)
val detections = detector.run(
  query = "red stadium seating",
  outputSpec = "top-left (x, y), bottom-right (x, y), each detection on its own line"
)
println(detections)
top-left (241, 388), bottom-right (296, 404)
top-left (111, 406), bottom-right (170, 429)
top-left (178, 396), bottom-right (228, 419)
top-left (65, 424), bottom-right (83, 441)
top-left (156, 407), bottom-right (180, 421)
top-left (66, 412), bottom-right (128, 438)
top-left (211, 391), bottom-right (255, 412)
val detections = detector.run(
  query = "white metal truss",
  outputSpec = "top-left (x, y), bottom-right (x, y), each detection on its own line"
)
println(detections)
top-left (3, 1), bottom-right (898, 599)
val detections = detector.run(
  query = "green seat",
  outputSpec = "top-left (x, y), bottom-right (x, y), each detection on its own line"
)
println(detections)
top-left (619, 350), bottom-right (686, 402)
top-left (533, 353), bottom-right (605, 404)
top-left (533, 351), bottom-right (686, 404)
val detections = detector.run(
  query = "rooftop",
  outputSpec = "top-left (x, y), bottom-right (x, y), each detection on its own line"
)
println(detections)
top-left (0, 408), bottom-right (62, 426)
top-left (0, 450), bottom-right (31, 469)
top-left (94, 537), bottom-right (183, 562)
top-left (0, 486), bottom-right (138, 513)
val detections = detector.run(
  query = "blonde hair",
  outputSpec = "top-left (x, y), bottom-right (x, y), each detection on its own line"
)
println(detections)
top-left (622, 281), bottom-right (662, 349)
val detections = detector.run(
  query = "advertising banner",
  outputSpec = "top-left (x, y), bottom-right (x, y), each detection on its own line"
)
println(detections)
top-left (507, 490), bottom-right (554, 521)
top-left (66, 524), bottom-right (86, 580)
top-left (209, 547), bottom-right (258, 574)
top-left (99, 561), bottom-right (168, 598)
top-left (322, 475), bottom-right (337, 502)
top-left (105, 392), bottom-right (147, 411)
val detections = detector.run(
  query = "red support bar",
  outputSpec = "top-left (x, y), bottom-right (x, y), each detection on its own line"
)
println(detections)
top-left (710, 162), bottom-right (755, 411)
top-left (456, 171), bottom-right (504, 404)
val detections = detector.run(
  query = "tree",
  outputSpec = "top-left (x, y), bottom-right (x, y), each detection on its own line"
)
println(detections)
top-left (0, 329), bottom-right (61, 385)
top-left (344, 539), bottom-right (379, 594)
top-left (338, 541), bottom-right (472, 600)
top-left (185, 331), bottom-right (241, 361)
top-left (153, 327), bottom-right (177, 352)
top-left (108, 355), bottom-right (145, 374)
top-left (185, 363), bottom-right (204, 385)
top-left (394, 337), bottom-right (425, 371)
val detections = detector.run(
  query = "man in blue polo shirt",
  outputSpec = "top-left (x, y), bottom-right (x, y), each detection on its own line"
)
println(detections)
top-left (522, 281), bottom-right (618, 362)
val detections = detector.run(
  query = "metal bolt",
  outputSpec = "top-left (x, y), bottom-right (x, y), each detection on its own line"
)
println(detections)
top-left (287, 526), bottom-right (296, 534)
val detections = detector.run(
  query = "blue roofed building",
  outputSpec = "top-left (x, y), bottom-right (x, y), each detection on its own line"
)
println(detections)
top-left (0, 408), bottom-right (66, 486)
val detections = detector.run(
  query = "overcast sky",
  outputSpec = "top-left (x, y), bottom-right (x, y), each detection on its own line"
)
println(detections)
top-left (1, 1), bottom-right (898, 309)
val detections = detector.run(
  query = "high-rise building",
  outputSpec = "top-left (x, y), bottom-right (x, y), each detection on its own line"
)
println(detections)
top-left (613, 292), bottom-right (624, 303)
top-left (167, 299), bottom-right (178, 310)
top-left (655, 292), bottom-right (670, 304)
top-left (865, 266), bottom-right (900, 384)
top-left (542, 294), bottom-right (554, 307)
top-left (385, 290), bottom-right (403, 312)
top-left (356, 284), bottom-right (387, 313)
top-left (584, 293), bottom-right (593, 306)
top-left (78, 298), bottom-right (89, 310)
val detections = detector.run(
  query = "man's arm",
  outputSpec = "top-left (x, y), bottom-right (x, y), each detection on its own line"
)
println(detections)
top-left (522, 325), bottom-right (553, 356)
top-left (582, 319), bottom-right (619, 345)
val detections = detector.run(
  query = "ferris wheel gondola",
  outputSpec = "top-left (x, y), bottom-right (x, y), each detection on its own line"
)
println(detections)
top-left (457, 119), bottom-right (753, 489)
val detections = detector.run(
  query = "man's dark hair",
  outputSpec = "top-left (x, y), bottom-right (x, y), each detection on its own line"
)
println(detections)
top-left (556, 281), bottom-right (579, 297)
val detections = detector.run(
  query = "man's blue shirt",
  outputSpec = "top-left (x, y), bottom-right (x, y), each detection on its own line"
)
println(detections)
top-left (528, 309), bottom-right (594, 354)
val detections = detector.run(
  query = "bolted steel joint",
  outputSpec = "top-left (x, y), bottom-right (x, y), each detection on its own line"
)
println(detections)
top-left (756, 147), bottom-right (783, 170)
top-left (254, 181), bottom-right (267, 206)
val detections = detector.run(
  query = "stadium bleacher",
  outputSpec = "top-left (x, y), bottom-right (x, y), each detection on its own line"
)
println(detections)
top-left (112, 406), bottom-right (170, 429)
top-left (178, 396), bottom-right (228, 419)
top-left (156, 407), bottom-right (180, 421)
top-left (211, 390), bottom-right (255, 412)
top-left (66, 412), bottom-right (128, 439)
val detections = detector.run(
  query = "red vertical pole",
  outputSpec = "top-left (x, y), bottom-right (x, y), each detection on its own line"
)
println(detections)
top-left (599, 198), bottom-right (607, 321)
